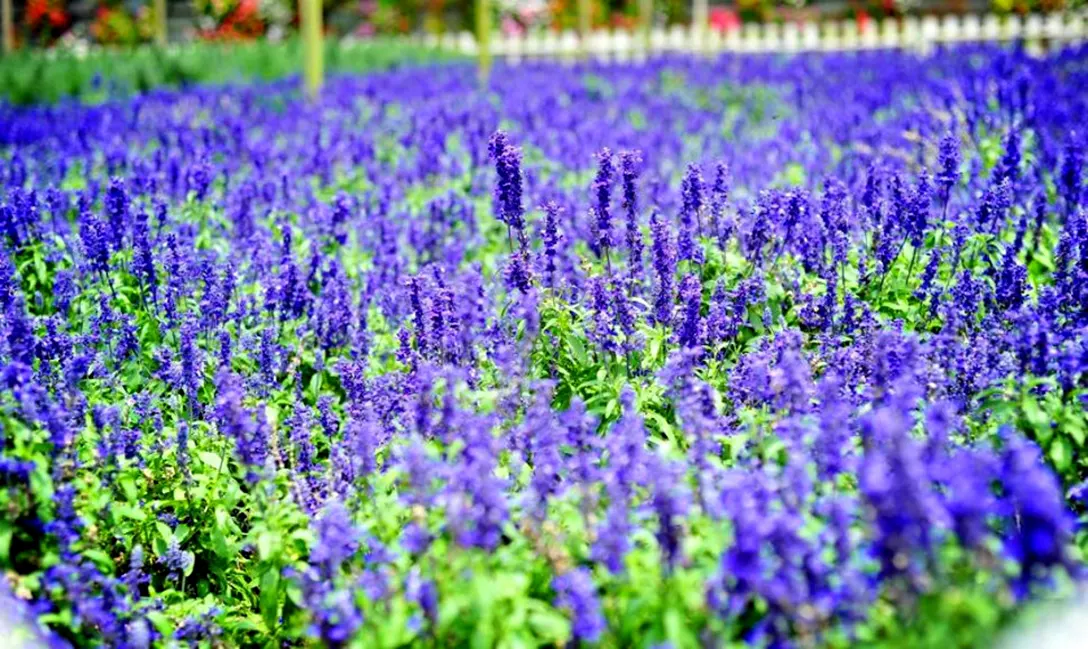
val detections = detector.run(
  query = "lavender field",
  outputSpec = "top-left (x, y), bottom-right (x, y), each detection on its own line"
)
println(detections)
top-left (1, 44), bottom-right (1087, 648)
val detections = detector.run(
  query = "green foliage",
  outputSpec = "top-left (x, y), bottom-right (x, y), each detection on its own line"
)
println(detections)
top-left (0, 38), bottom-right (465, 106)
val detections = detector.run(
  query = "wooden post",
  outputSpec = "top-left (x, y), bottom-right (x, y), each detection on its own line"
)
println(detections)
top-left (640, 0), bottom-right (652, 55)
top-left (1, 0), bottom-right (13, 54)
top-left (692, 0), bottom-right (707, 52)
top-left (154, 0), bottom-right (168, 45)
top-left (476, 0), bottom-right (491, 83)
top-left (300, 0), bottom-right (324, 97)
top-left (577, 0), bottom-right (591, 58)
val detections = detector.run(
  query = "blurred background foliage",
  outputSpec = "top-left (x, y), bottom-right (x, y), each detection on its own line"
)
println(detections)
top-left (0, 0), bottom-right (1080, 48)
top-left (0, 36), bottom-right (460, 104)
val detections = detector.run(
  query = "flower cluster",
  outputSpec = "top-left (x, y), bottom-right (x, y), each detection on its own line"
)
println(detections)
top-left (0, 44), bottom-right (1085, 648)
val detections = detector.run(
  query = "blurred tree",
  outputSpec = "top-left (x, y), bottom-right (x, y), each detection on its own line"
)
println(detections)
top-left (660, 0), bottom-right (688, 23)
top-left (736, 0), bottom-right (770, 22)
top-left (991, 0), bottom-right (1069, 13)
top-left (91, 1), bottom-right (160, 44)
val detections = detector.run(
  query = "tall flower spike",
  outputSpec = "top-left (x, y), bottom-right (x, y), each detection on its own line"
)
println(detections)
top-left (858, 405), bottom-right (950, 585)
top-left (124, 544), bottom-right (149, 597)
top-left (905, 168), bottom-right (932, 248)
top-left (678, 163), bottom-right (704, 263)
top-left (215, 369), bottom-right (269, 482)
top-left (648, 454), bottom-right (691, 569)
top-left (487, 130), bottom-right (508, 162)
top-left (676, 273), bottom-right (705, 351)
top-left (596, 387), bottom-right (644, 569)
top-left (995, 126), bottom-right (1022, 185)
top-left (176, 422), bottom-right (191, 480)
top-left (1059, 135), bottom-right (1083, 215)
top-left (79, 208), bottom-right (111, 276)
top-left (619, 150), bottom-right (643, 274)
top-left (542, 201), bottom-right (563, 289)
top-left (650, 211), bottom-right (677, 328)
top-left (593, 147), bottom-right (615, 254)
top-left (553, 568), bottom-right (605, 644)
top-left (499, 144), bottom-right (525, 236)
top-left (935, 131), bottom-right (960, 205)
top-left (504, 248), bottom-right (534, 294)
top-left (612, 278), bottom-right (641, 355)
top-left (489, 132), bottom-right (525, 238)
top-left (0, 248), bottom-right (15, 313)
top-left (587, 276), bottom-right (618, 353)
top-left (131, 210), bottom-right (158, 304)
top-left (310, 500), bottom-right (360, 576)
top-left (999, 429), bottom-right (1077, 597)
top-left (179, 318), bottom-right (203, 418)
top-left (104, 177), bottom-right (129, 250)
top-left (711, 161), bottom-right (730, 248)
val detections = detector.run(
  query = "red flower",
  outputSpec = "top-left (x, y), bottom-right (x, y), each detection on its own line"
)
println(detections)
top-left (26, 0), bottom-right (69, 32)
top-left (857, 10), bottom-right (871, 33)
top-left (709, 7), bottom-right (740, 33)
top-left (27, 0), bottom-right (49, 26)
top-left (49, 8), bottom-right (69, 28)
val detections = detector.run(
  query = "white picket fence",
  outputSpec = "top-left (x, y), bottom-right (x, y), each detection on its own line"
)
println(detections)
top-left (374, 12), bottom-right (1088, 60)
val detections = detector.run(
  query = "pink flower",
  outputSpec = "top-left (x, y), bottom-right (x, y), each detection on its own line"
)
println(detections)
top-left (501, 17), bottom-right (524, 37)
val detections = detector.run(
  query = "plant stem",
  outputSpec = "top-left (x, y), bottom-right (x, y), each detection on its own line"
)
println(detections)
top-left (904, 244), bottom-right (921, 293)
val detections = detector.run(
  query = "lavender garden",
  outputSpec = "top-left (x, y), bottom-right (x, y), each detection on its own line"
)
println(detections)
top-left (1, 44), bottom-right (1087, 648)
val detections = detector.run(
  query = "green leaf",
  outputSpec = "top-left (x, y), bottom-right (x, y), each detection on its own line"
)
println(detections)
top-left (566, 334), bottom-right (587, 367)
top-left (222, 615), bottom-right (263, 634)
top-left (1049, 435), bottom-right (1072, 475)
top-left (199, 451), bottom-right (226, 471)
top-left (119, 477), bottom-right (139, 503)
top-left (1020, 396), bottom-right (1052, 443)
top-left (211, 508), bottom-right (236, 560)
top-left (646, 411), bottom-right (676, 445)
top-left (285, 583), bottom-right (305, 608)
top-left (260, 567), bottom-right (281, 633)
top-left (82, 549), bottom-right (114, 570)
top-left (257, 530), bottom-right (280, 562)
top-left (116, 504), bottom-right (147, 521)
top-left (526, 604), bottom-right (569, 644)
top-left (1062, 412), bottom-right (1086, 447)
top-left (0, 522), bottom-right (12, 563)
top-left (665, 607), bottom-right (698, 647)
top-left (146, 610), bottom-right (173, 637)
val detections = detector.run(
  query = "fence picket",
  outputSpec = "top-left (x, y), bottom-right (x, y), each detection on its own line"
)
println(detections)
top-left (349, 12), bottom-right (1087, 63)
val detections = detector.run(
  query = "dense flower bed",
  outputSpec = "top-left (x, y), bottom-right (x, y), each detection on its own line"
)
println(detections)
top-left (0, 45), bottom-right (1087, 648)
